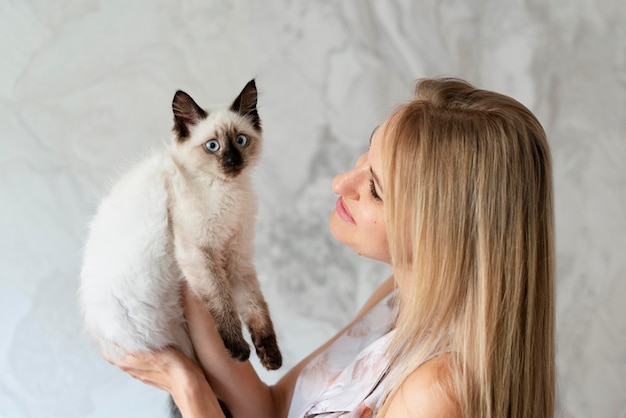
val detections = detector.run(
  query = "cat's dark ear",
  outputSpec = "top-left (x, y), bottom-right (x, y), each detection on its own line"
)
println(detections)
top-left (231, 79), bottom-right (261, 131)
top-left (172, 90), bottom-right (208, 140)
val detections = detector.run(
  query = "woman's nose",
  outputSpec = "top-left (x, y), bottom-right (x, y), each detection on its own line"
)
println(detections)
top-left (333, 154), bottom-right (367, 198)
top-left (332, 170), bottom-right (355, 197)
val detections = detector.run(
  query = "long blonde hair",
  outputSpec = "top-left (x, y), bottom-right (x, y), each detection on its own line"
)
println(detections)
top-left (379, 78), bottom-right (555, 417)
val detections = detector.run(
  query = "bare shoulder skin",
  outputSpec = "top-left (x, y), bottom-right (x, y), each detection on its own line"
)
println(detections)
top-left (380, 354), bottom-right (461, 418)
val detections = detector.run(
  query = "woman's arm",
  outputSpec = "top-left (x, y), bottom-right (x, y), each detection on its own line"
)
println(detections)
top-left (181, 286), bottom-right (276, 417)
top-left (185, 276), bottom-right (396, 418)
top-left (104, 276), bottom-right (395, 418)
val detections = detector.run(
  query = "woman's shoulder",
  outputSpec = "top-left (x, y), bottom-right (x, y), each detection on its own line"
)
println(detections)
top-left (381, 354), bottom-right (461, 418)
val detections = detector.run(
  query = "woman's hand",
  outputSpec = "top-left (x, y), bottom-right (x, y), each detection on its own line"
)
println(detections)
top-left (102, 347), bottom-right (227, 417)
top-left (101, 347), bottom-right (200, 394)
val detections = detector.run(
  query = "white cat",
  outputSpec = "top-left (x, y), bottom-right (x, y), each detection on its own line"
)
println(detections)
top-left (79, 80), bottom-right (282, 372)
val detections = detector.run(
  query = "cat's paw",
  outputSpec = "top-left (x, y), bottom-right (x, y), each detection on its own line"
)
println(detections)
top-left (254, 334), bottom-right (282, 371)
top-left (223, 337), bottom-right (250, 362)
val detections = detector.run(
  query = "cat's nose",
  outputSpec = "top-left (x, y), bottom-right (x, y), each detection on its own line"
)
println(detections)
top-left (224, 149), bottom-right (243, 167)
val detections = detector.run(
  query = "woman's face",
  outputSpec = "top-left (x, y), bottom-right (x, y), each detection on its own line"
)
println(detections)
top-left (329, 119), bottom-right (391, 264)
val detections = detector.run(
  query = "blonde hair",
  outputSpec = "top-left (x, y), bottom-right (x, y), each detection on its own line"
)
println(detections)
top-left (379, 78), bottom-right (555, 417)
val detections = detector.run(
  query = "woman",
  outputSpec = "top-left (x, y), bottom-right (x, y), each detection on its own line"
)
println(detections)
top-left (106, 78), bottom-right (555, 418)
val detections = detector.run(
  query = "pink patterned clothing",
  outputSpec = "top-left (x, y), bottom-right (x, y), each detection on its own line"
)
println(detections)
top-left (287, 292), bottom-right (397, 418)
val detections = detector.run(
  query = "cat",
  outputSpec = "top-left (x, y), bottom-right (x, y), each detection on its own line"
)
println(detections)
top-left (79, 80), bottom-right (282, 373)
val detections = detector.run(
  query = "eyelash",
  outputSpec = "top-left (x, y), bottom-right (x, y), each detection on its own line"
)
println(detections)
top-left (369, 179), bottom-right (382, 201)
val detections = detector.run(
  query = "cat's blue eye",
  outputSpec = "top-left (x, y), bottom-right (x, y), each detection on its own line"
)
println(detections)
top-left (235, 135), bottom-right (248, 147)
top-left (204, 140), bottom-right (220, 153)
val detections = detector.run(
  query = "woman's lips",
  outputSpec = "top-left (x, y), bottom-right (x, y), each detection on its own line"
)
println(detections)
top-left (335, 196), bottom-right (356, 224)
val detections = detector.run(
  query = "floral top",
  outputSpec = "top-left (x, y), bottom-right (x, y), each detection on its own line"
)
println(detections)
top-left (287, 292), bottom-right (397, 418)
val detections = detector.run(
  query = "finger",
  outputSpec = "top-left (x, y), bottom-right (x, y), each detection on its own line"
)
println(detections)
top-left (101, 350), bottom-right (114, 364)
top-left (102, 349), bottom-right (152, 370)
top-left (100, 342), bottom-right (134, 364)
top-left (100, 350), bottom-right (131, 366)
top-left (122, 351), bottom-right (159, 370)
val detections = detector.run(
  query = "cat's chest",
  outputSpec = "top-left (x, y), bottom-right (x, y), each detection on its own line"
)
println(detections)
top-left (169, 177), bottom-right (254, 234)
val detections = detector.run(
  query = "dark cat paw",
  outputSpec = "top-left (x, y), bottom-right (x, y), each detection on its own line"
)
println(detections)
top-left (223, 337), bottom-right (250, 362)
top-left (254, 334), bottom-right (282, 371)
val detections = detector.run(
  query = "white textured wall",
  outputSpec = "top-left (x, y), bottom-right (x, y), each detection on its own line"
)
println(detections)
top-left (1, 1), bottom-right (625, 417)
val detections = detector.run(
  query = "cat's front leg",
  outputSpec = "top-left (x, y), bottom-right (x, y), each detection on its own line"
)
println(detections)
top-left (235, 270), bottom-right (283, 371)
top-left (176, 246), bottom-right (250, 362)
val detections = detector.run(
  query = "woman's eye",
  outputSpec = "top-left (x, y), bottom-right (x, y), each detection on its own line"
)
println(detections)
top-left (235, 135), bottom-right (248, 147)
top-left (369, 179), bottom-right (382, 201)
top-left (204, 140), bottom-right (220, 152)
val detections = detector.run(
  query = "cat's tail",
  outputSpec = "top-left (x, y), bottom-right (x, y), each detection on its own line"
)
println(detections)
top-left (169, 396), bottom-right (182, 418)
top-left (170, 394), bottom-right (233, 418)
